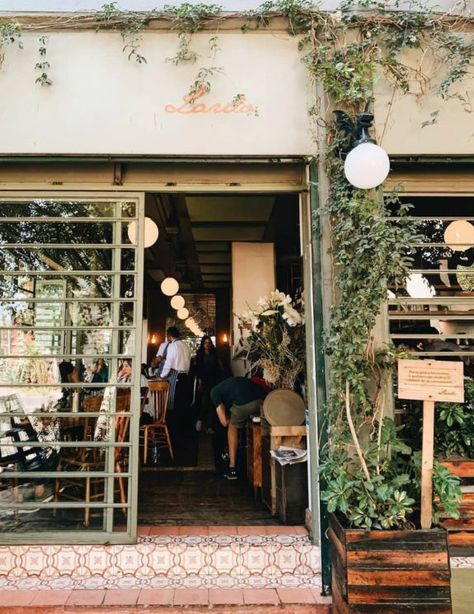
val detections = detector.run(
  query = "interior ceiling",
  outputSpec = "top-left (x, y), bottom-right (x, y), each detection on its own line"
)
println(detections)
top-left (144, 193), bottom-right (298, 291)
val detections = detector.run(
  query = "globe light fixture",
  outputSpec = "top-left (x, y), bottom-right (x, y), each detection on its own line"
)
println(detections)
top-left (161, 277), bottom-right (179, 296)
top-left (127, 217), bottom-right (159, 248)
top-left (335, 103), bottom-right (390, 190)
top-left (177, 307), bottom-right (189, 320)
top-left (343, 142), bottom-right (390, 189)
top-left (444, 220), bottom-right (474, 251)
top-left (170, 295), bottom-right (185, 310)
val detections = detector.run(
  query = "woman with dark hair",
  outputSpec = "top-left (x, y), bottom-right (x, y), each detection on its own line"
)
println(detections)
top-left (195, 335), bottom-right (223, 432)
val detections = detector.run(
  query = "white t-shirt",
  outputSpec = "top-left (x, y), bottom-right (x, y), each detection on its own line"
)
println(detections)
top-left (160, 339), bottom-right (191, 378)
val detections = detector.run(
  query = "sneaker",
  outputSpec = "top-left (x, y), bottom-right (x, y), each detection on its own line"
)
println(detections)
top-left (195, 420), bottom-right (203, 432)
top-left (221, 450), bottom-right (230, 463)
top-left (225, 468), bottom-right (238, 480)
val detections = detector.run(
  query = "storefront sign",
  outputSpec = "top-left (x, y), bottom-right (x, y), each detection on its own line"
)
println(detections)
top-left (398, 358), bottom-right (464, 403)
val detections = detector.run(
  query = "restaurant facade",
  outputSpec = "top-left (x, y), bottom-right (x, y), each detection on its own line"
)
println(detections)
top-left (0, 0), bottom-right (473, 597)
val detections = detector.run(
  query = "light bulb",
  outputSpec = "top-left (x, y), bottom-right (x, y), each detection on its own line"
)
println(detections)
top-left (170, 295), bottom-right (185, 310)
top-left (161, 277), bottom-right (179, 296)
top-left (127, 217), bottom-right (159, 248)
top-left (444, 220), bottom-right (474, 251)
top-left (344, 142), bottom-right (390, 189)
top-left (177, 307), bottom-right (189, 320)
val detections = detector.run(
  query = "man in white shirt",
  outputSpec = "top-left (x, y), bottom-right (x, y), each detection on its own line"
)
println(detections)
top-left (160, 327), bottom-right (191, 378)
top-left (160, 327), bottom-right (192, 417)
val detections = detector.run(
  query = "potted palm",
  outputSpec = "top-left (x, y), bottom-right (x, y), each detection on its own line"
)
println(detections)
top-left (319, 131), bottom-right (462, 612)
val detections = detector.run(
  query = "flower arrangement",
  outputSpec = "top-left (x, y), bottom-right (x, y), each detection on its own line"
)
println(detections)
top-left (238, 290), bottom-right (305, 390)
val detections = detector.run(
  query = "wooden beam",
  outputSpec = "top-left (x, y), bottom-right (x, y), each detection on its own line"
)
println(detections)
top-left (173, 195), bottom-right (203, 290)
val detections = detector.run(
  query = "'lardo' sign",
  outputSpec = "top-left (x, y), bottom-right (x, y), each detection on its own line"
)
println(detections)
top-left (398, 359), bottom-right (464, 404)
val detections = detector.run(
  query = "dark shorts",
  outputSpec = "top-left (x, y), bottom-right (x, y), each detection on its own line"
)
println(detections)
top-left (229, 400), bottom-right (262, 428)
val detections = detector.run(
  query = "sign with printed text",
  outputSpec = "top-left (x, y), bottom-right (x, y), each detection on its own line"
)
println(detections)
top-left (398, 359), bottom-right (464, 403)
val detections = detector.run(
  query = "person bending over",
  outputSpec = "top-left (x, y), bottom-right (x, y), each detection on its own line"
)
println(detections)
top-left (210, 376), bottom-right (267, 480)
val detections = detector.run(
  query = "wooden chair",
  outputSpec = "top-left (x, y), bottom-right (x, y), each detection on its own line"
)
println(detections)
top-left (55, 393), bottom-right (130, 527)
top-left (140, 380), bottom-right (173, 464)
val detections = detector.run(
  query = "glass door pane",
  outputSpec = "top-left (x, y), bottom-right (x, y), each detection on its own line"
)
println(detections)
top-left (0, 195), bottom-right (143, 544)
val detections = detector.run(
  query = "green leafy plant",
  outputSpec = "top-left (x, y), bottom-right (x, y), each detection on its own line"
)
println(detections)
top-left (0, 22), bottom-right (22, 67)
top-left (35, 36), bottom-right (52, 86)
top-left (404, 379), bottom-right (474, 459)
top-left (96, 1), bottom-right (151, 63)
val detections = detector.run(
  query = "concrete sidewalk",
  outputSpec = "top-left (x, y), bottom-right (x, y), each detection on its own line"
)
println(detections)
top-left (452, 568), bottom-right (474, 614)
top-left (0, 588), bottom-right (331, 612)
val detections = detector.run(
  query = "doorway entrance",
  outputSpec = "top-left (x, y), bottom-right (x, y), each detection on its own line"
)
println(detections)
top-left (137, 191), bottom-right (306, 526)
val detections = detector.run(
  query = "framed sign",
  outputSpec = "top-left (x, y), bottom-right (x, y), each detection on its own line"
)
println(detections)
top-left (398, 359), bottom-right (464, 404)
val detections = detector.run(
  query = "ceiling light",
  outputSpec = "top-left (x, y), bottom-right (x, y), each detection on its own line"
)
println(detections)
top-left (177, 307), bottom-right (189, 320)
top-left (127, 217), bottom-right (159, 248)
top-left (161, 277), bottom-right (179, 296)
top-left (444, 220), bottom-right (474, 252)
top-left (170, 295), bottom-right (185, 310)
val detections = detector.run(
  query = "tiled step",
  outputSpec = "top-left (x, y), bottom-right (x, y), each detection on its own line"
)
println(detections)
top-left (0, 526), bottom-right (322, 591)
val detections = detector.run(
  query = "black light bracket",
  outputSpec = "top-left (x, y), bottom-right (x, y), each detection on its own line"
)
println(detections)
top-left (334, 101), bottom-right (376, 151)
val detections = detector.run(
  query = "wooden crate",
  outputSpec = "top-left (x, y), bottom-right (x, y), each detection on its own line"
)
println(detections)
top-left (441, 459), bottom-right (474, 553)
top-left (328, 514), bottom-right (452, 613)
top-left (246, 421), bottom-right (262, 498)
top-left (261, 423), bottom-right (306, 515)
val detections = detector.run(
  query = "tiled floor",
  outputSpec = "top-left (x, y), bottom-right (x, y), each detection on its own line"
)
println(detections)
top-left (0, 587), bottom-right (332, 611)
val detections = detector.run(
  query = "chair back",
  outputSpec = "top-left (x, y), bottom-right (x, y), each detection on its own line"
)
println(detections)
top-left (114, 393), bottom-right (130, 463)
top-left (82, 395), bottom-right (104, 442)
top-left (148, 380), bottom-right (170, 423)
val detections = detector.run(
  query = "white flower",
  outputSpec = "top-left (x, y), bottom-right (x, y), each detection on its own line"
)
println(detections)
top-left (282, 305), bottom-right (303, 327)
top-left (257, 296), bottom-right (269, 309)
top-left (261, 309), bottom-right (278, 316)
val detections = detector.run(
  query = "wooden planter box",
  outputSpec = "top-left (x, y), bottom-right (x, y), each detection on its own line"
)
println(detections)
top-left (441, 459), bottom-right (474, 552)
top-left (328, 513), bottom-right (452, 613)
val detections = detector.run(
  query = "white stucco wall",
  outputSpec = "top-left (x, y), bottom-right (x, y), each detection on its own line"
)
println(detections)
top-left (0, 30), bottom-right (315, 155)
top-left (0, 6), bottom-right (472, 156)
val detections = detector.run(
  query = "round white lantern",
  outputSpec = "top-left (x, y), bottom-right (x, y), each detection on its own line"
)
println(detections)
top-left (127, 217), bottom-right (159, 248)
top-left (444, 220), bottom-right (474, 252)
top-left (170, 295), bottom-right (185, 310)
top-left (177, 307), bottom-right (189, 320)
top-left (344, 142), bottom-right (390, 189)
top-left (161, 277), bottom-right (179, 296)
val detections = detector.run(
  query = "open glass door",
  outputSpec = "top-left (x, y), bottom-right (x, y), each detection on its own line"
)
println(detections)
top-left (0, 192), bottom-right (144, 544)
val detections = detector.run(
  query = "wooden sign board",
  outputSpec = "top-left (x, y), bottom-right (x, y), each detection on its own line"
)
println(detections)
top-left (398, 359), bottom-right (464, 404)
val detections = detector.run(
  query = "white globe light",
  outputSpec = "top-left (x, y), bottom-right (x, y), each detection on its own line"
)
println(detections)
top-left (444, 220), bottom-right (474, 252)
top-left (127, 217), bottom-right (159, 248)
top-left (161, 277), bottom-right (179, 296)
top-left (170, 295), bottom-right (185, 310)
top-left (344, 142), bottom-right (390, 189)
top-left (177, 307), bottom-right (189, 320)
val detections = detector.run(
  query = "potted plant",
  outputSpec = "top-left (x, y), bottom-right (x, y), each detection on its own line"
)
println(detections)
top-left (404, 379), bottom-right (474, 551)
top-left (319, 129), bottom-right (462, 612)
top-left (238, 289), bottom-right (305, 391)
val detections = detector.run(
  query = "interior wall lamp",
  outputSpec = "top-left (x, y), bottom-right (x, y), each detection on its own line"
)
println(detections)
top-left (335, 102), bottom-right (390, 190)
